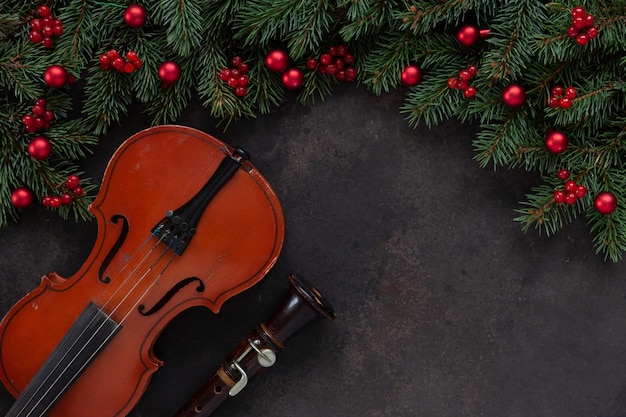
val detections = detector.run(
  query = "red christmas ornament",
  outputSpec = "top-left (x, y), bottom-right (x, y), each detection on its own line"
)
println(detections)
top-left (158, 61), bottom-right (181, 85)
top-left (281, 68), bottom-right (304, 90)
top-left (265, 49), bottom-right (289, 73)
top-left (456, 25), bottom-right (490, 47)
top-left (124, 4), bottom-right (147, 28)
top-left (400, 65), bottom-right (422, 87)
top-left (11, 187), bottom-right (35, 209)
top-left (28, 135), bottom-right (52, 160)
top-left (594, 191), bottom-right (618, 215)
top-left (545, 130), bottom-right (568, 154)
top-left (43, 64), bottom-right (69, 88)
top-left (501, 84), bottom-right (526, 107)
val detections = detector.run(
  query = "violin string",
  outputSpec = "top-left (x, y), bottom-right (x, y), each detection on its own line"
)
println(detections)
top-left (39, 248), bottom-right (180, 417)
top-left (16, 234), bottom-right (171, 417)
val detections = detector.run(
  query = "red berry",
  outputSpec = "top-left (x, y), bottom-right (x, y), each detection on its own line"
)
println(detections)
top-left (37, 5), bottom-right (52, 18)
top-left (548, 96), bottom-right (560, 108)
top-left (306, 58), bottom-right (318, 70)
top-left (447, 77), bottom-right (458, 89)
top-left (41, 25), bottom-right (53, 37)
top-left (61, 193), bottom-right (73, 205)
top-left (329, 46), bottom-right (337, 57)
top-left (587, 26), bottom-right (598, 39)
top-left (565, 180), bottom-right (578, 192)
top-left (554, 190), bottom-right (566, 203)
top-left (344, 67), bottom-right (357, 82)
top-left (219, 68), bottom-right (230, 81)
top-left (42, 37), bottom-right (54, 48)
top-left (565, 193), bottom-right (577, 205)
top-left (333, 57), bottom-right (345, 71)
top-left (234, 86), bottom-right (247, 97)
top-left (238, 63), bottom-right (249, 74)
top-left (551, 86), bottom-right (563, 96)
top-left (320, 53), bottom-right (332, 65)
top-left (458, 70), bottom-right (471, 82)
top-left (567, 26), bottom-right (579, 38)
top-left (576, 33), bottom-right (589, 46)
top-left (30, 18), bottom-right (41, 30)
top-left (227, 77), bottom-right (238, 88)
top-left (456, 80), bottom-right (468, 90)
top-left (336, 45), bottom-right (348, 56)
top-left (325, 64), bottom-right (337, 75)
top-left (572, 16), bottom-right (586, 31)
top-left (571, 6), bottom-right (586, 19)
top-left (52, 24), bottom-right (63, 37)
top-left (50, 196), bottom-right (63, 208)
top-left (343, 53), bottom-right (354, 65)
top-left (584, 14), bottom-right (595, 27)
top-left (565, 86), bottom-right (577, 99)
top-left (42, 196), bottom-right (53, 207)
top-left (463, 86), bottom-right (477, 98)
top-left (231, 56), bottom-right (243, 68)
top-left (237, 75), bottom-right (248, 87)
top-left (467, 65), bottom-right (477, 77)
top-left (557, 169), bottom-right (570, 180)
top-left (66, 174), bottom-right (80, 189)
top-left (32, 104), bottom-right (45, 116)
top-left (559, 97), bottom-right (572, 108)
top-left (123, 62), bottom-right (134, 74)
top-left (29, 30), bottom-right (43, 43)
top-left (43, 109), bottom-right (54, 122)
top-left (335, 70), bottom-right (346, 81)
top-left (72, 186), bottom-right (84, 197)
top-left (576, 185), bottom-right (587, 198)
top-left (112, 58), bottom-right (125, 71)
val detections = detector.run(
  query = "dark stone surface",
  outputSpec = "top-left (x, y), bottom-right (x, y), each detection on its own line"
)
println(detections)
top-left (0, 85), bottom-right (625, 417)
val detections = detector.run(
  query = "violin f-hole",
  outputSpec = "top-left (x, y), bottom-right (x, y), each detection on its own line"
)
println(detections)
top-left (137, 277), bottom-right (205, 316)
top-left (98, 214), bottom-right (129, 284)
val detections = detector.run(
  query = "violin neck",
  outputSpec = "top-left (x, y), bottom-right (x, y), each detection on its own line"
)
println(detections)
top-left (5, 302), bottom-right (120, 417)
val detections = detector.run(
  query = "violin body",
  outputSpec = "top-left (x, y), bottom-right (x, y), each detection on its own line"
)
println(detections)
top-left (0, 126), bottom-right (285, 417)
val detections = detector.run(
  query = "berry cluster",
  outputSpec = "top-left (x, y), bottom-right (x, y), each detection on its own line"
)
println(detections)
top-left (219, 56), bottom-right (250, 97)
top-left (28, 4), bottom-right (63, 49)
top-left (22, 98), bottom-right (54, 133)
top-left (306, 45), bottom-right (357, 83)
top-left (548, 85), bottom-right (577, 109)
top-left (447, 65), bottom-right (478, 98)
top-left (42, 174), bottom-right (84, 209)
top-left (553, 169), bottom-right (587, 205)
top-left (568, 6), bottom-right (598, 46)
top-left (99, 50), bottom-right (143, 74)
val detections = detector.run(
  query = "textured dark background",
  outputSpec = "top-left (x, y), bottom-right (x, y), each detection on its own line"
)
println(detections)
top-left (1, 85), bottom-right (625, 417)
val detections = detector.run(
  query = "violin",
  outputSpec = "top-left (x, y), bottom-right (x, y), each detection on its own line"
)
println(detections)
top-left (0, 125), bottom-right (285, 417)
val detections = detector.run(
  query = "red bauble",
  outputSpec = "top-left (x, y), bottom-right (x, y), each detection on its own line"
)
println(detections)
top-left (456, 25), bottom-right (490, 47)
top-left (265, 49), bottom-right (289, 73)
top-left (594, 191), bottom-right (618, 215)
top-left (281, 68), bottom-right (304, 90)
top-left (400, 65), bottom-right (422, 87)
top-left (11, 187), bottom-right (35, 209)
top-left (158, 61), bottom-right (181, 84)
top-left (501, 84), bottom-right (526, 107)
top-left (28, 135), bottom-right (52, 160)
top-left (124, 4), bottom-right (147, 28)
top-left (43, 64), bottom-right (69, 88)
top-left (545, 130), bottom-right (568, 154)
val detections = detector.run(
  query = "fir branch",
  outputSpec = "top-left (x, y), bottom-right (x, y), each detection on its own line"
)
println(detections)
top-left (482, 0), bottom-right (548, 84)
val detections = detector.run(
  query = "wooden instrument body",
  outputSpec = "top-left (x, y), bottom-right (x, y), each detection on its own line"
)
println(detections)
top-left (0, 126), bottom-right (285, 417)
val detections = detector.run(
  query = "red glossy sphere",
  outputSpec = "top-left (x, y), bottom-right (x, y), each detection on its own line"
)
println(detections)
top-left (457, 25), bottom-right (480, 47)
top-left (502, 84), bottom-right (526, 107)
top-left (124, 4), bottom-right (147, 28)
top-left (28, 136), bottom-right (52, 160)
top-left (594, 191), bottom-right (618, 215)
top-left (158, 61), bottom-right (181, 84)
top-left (11, 187), bottom-right (35, 209)
top-left (43, 64), bottom-right (68, 88)
top-left (281, 67), bottom-right (304, 90)
top-left (265, 49), bottom-right (289, 73)
top-left (545, 130), bottom-right (568, 155)
top-left (400, 65), bottom-right (422, 87)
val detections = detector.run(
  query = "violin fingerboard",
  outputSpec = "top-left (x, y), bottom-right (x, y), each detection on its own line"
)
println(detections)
top-left (5, 302), bottom-right (120, 417)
